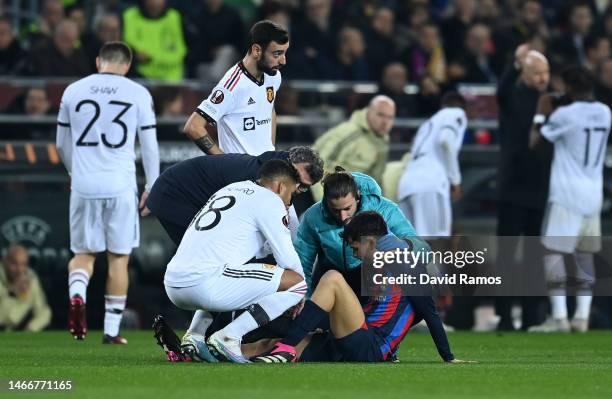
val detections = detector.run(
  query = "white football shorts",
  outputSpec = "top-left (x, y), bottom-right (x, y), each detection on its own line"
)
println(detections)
top-left (399, 191), bottom-right (451, 237)
top-left (165, 262), bottom-right (284, 312)
top-left (541, 202), bottom-right (601, 254)
top-left (69, 190), bottom-right (139, 255)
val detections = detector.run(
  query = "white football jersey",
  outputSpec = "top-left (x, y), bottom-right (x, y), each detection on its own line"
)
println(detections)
top-left (398, 107), bottom-right (466, 199)
top-left (57, 73), bottom-right (156, 198)
top-left (164, 180), bottom-right (302, 288)
top-left (541, 101), bottom-right (611, 216)
top-left (196, 62), bottom-right (281, 155)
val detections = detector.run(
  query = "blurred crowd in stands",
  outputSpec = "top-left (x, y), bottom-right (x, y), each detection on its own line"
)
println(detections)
top-left (1, 0), bottom-right (612, 118)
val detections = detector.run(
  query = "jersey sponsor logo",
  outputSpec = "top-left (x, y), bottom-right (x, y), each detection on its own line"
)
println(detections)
top-left (210, 90), bottom-right (224, 104)
top-left (243, 117), bottom-right (255, 131)
top-left (243, 116), bottom-right (272, 131)
top-left (266, 87), bottom-right (274, 103)
top-left (248, 97), bottom-right (256, 105)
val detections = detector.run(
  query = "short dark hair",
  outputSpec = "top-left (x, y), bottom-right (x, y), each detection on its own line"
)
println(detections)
top-left (288, 146), bottom-right (324, 184)
top-left (322, 167), bottom-right (359, 200)
top-left (343, 211), bottom-right (388, 242)
top-left (441, 91), bottom-right (466, 108)
top-left (99, 41), bottom-right (132, 64)
top-left (247, 20), bottom-right (289, 53)
top-left (258, 159), bottom-right (300, 184)
top-left (561, 65), bottom-right (593, 97)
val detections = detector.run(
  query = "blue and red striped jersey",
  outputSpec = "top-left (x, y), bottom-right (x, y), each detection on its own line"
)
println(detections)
top-left (363, 295), bottom-right (415, 360)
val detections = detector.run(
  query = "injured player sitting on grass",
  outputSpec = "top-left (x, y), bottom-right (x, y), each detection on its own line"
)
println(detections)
top-left (250, 211), bottom-right (474, 363)
top-left (155, 212), bottom-right (474, 363)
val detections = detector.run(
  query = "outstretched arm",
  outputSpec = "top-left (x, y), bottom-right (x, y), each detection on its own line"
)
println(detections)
top-left (409, 296), bottom-right (455, 362)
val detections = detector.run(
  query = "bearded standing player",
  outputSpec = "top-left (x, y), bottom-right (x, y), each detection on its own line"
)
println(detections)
top-left (183, 20), bottom-right (289, 156)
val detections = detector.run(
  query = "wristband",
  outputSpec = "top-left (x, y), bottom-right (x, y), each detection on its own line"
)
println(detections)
top-left (533, 114), bottom-right (546, 125)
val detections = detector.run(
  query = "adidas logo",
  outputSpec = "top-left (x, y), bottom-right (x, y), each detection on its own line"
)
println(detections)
top-left (248, 97), bottom-right (256, 105)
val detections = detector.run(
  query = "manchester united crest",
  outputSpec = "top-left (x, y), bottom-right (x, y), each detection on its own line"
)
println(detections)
top-left (266, 86), bottom-right (274, 103)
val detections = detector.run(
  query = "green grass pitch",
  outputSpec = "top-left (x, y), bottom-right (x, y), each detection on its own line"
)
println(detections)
top-left (2, 331), bottom-right (611, 399)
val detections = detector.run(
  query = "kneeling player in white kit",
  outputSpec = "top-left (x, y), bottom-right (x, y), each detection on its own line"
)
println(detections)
top-left (529, 66), bottom-right (611, 333)
top-left (56, 42), bottom-right (159, 344)
top-left (164, 160), bottom-right (307, 363)
top-left (397, 92), bottom-right (467, 238)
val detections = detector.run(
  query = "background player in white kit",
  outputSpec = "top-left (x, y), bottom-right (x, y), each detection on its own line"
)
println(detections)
top-left (183, 20), bottom-right (289, 155)
top-left (397, 92), bottom-right (467, 238)
top-left (56, 42), bottom-right (159, 344)
top-left (529, 66), bottom-right (611, 333)
top-left (164, 160), bottom-right (307, 363)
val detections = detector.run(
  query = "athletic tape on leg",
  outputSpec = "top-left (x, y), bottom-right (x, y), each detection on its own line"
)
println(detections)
top-left (247, 303), bottom-right (270, 327)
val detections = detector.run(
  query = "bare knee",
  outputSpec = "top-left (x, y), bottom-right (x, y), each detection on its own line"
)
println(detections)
top-left (278, 269), bottom-right (304, 291)
top-left (319, 270), bottom-right (344, 287)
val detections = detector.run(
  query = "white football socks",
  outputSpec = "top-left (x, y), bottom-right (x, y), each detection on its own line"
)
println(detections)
top-left (104, 295), bottom-right (127, 337)
top-left (187, 310), bottom-right (213, 336)
top-left (68, 269), bottom-right (90, 302)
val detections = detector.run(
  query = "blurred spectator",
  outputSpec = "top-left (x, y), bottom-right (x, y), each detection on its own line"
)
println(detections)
top-left (495, 0), bottom-right (547, 66)
top-left (17, 19), bottom-right (92, 77)
top-left (0, 17), bottom-right (26, 75)
top-left (379, 62), bottom-right (420, 117)
top-left (448, 23), bottom-right (500, 85)
top-left (123, 0), bottom-right (187, 81)
top-left (595, 58), bottom-right (612, 107)
top-left (153, 87), bottom-right (183, 116)
top-left (257, 1), bottom-right (292, 28)
top-left (92, 0), bottom-right (125, 21)
top-left (477, 0), bottom-right (502, 27)
top-left (365, 6), bottom-right (397, 79)
top-left (186, 0), bottom-right (245, 80)
top-left (401, 22), bottom-right (447, 83)
top-left (340, 0), bottom-right (381, 30)
top-left (584, 34), bottom-right (610, 73)
top-left (495, 45), bottom-right (552, 331)
top-left (311, 95), bottom-right (396, 200)
top-left (416, 73), bottom-right (444, 116)
top-left (325, 26), bottom-right (371, 81)
top-left (154, 86), bottom-right (184, 139)
top-left (5, 87), bottom-right (55, 138)
top-left (550, 1), bottom-right (594, 68)
top-left (82, 13), bottom-right (122, 69)
top-left (395, 4), bottom-right (431, 53)
top-left (66, 5), bottom-right (87, 38)
top-left (441, 0), bottom-right (477, 61)
top-left (0, 244), bottom-right (51, 332)
top-left (25, 0), bottom-right (65, 49)
top-left (597, 7), bottom-right (612, 37)
top-left (24, 87), bottom-right (51, 116)
top-left (287, 0), bottom-right (337, 79)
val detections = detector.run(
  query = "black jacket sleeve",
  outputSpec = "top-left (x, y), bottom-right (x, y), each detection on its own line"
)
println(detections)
top-left (409, 296), bottom-right (455, 362)
top-left (496, 65), bottom-right (520, 108)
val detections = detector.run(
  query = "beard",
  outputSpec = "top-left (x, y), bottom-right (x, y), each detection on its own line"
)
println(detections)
top-left (257, 57), bottom-right (279, 75)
